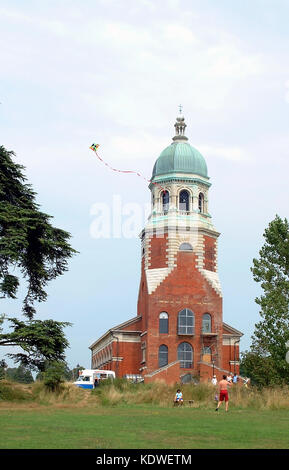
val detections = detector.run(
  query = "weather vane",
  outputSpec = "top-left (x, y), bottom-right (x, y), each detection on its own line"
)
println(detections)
top-left (179, 104), bottom-right (183, 115)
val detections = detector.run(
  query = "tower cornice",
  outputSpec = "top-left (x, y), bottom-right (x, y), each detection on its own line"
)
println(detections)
top-left (139, 226), bottom-right (220, 240)
top-left (149, 174), bottom-right (211, 190)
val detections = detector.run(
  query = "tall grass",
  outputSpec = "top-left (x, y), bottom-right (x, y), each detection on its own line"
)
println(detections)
top-left (91, 379), bottom-right (289, 410)
top-left (0, 380), bottom-right (31, 401)
top-left (1, 379), bottom-right (289, 410)
top-left (229, 384), bottom-right (289, 410)
top-left (92, 380), bottom-right (289, 410)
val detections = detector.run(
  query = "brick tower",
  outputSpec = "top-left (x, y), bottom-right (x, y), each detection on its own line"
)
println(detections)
top-left (90, 113), bottom-right (242, 383)
top-left (137, 112), bottom-right (225, 382)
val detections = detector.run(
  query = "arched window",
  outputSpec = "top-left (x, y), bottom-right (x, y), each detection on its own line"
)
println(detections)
top-left (178, 308), bottom-right (195, 335)
top-left (178, 342), bottom-right (193, 368)
top-left (179, 242), bottom-right (193, 251)
top-left (180, 373), bottom-right (193, 384)
top-left (158, 344), bottom-right (168, 367)
top-left (162, 190), bottom-right (169, 213)
top-left (198, 193), bottom-right (204, 213)
top-left (159, 312), bottom-right (168, 334)
top-left (202, 313), bottom-right (212, 333)
top-left (202, 346), bottom-right (211, 363)
top-left (179, 190), bottom-right (190, 211)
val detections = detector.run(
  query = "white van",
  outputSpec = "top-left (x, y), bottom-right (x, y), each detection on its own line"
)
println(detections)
top-left (73, 369), bottom-right (115, 389)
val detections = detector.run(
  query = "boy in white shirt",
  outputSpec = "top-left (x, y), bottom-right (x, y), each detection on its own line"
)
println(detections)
top-left (174, 389), bottom-right (183, 406)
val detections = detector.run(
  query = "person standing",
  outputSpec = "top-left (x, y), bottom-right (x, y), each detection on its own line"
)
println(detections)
top-left (233, 373), bottom-right (238, 384)
top-left (227, 373), bottom-right (233, 383)
top-left (215, 375), bottom-right (232, 412)
top-left (211, 375), bottom-right (218, 403)
top-left (211, 375), bottom-right (217, 386)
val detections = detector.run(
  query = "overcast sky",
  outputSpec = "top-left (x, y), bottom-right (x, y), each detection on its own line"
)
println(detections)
top-left (1, 0), bottom-right (289, 370)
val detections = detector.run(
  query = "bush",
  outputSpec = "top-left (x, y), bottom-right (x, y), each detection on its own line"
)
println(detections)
top-left (42, 361), bottom-right (66, 393)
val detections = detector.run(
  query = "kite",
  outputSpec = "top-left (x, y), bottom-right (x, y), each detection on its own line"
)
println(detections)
top-left (90, 143), bottom-right (99, 151)
top-left (89, 143), bottom-right (166, 192)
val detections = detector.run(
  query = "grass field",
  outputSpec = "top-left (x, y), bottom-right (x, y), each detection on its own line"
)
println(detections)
top-left (1, 404), bottom-right (289, 449)
top-left (1, 380), bottom-right (289, 449)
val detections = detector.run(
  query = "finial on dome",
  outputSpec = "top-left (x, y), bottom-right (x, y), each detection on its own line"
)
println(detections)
top-left (172, 106), bottom-right (188, 142)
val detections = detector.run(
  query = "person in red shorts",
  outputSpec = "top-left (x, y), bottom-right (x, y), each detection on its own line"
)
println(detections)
top-left (215, 375), bottom-right (232, 412)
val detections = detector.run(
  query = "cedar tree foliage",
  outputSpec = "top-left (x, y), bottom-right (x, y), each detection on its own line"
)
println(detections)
top-left (0, 146), bottom-right (77, 370)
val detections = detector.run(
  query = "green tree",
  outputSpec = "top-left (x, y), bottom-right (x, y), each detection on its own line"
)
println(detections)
top-left (240, 350), bottom-right (279, 387)
top-left (0, 145), bottom-right (77, 370)
top-left (37, 363), bottom-right (85, 382)
top-left (0, 316), bottom-right (71, 371)
top-left (42, 361), bottom-right (67, 392)
top-left (249, 215), bottom-right (289, 384)
top-left (71, 364), bottom-right (85, 381)
top-left (6, 365), bottom-right (34, 383)
top-left (0, 359), bottom-right (7, 380)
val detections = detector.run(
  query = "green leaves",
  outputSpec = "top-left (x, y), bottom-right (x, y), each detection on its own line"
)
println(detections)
top-left (41, 361), bottom-right (68, 392)
top-left (0, 145), bottom-right (77, 372)
top-left (5, 365), bottom-right (34, 383)
top-left (1, 317), bottom-right (72, 371)
top-left (248, 215), bottom-right (289, 384)
top-left (0, 145), bottom-right (77, 318)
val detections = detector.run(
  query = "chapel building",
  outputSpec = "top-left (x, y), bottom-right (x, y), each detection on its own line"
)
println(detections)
top-left (89, 114), bottom-right (243, 384)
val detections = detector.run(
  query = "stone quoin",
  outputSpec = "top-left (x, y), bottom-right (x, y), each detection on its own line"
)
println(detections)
top-left (89, 113), bottom-right (243, 384)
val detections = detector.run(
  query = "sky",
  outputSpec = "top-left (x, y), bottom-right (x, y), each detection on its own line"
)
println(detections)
top-left (0, 0), bottom-right (289, 370)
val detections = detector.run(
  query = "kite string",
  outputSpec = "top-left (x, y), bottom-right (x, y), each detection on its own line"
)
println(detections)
top-left (91, 148), bottom-right (167, 193)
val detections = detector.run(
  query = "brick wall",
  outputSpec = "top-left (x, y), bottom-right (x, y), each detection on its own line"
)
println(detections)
top-left (92, 339), bottom-right (141, 377)
top-left (222, 343), bottom-right (240, 375)
top-left (144, 361), bottom-right (182, 385)
top-left (139, 249), bottom-right (223, 383)
top-left (90, 229), bottom-right (242, 384)
top-left (149, 233), bottom-right (168, 269)
top-left (203, 235), bottom-right (216, 272)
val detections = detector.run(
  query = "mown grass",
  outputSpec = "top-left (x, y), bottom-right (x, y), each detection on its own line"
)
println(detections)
top-left (1, 405), bottom-right (289, 449)
top-left (1, 380), bottom-right (289, 449)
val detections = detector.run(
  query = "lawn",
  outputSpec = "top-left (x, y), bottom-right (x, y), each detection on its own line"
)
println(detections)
top-left (0, 404), bottom-right (289, 449)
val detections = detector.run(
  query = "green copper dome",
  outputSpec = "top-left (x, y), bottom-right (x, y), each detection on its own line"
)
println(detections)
top-left (152, 141), bottom-right (208, 179)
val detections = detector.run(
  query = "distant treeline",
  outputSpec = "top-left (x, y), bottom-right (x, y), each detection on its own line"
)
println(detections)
top-left (0, 363), bottom-right (85, 384)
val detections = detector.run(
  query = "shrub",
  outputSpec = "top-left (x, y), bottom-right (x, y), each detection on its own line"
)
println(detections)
top-left (42, 361), bottom-right (66, 393)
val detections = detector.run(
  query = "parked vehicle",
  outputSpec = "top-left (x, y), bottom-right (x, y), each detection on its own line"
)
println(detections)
top-left (73, 369), bottom-right (115, 389)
